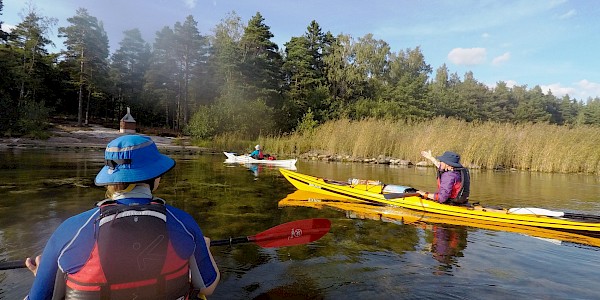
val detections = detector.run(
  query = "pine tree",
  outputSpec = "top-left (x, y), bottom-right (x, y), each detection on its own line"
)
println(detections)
top-left (111, 28), bottom-right (151, 123)
top-left (59, 8), bottom-right (109, 126)
top-left (239, 12), bottom-right (283, 107)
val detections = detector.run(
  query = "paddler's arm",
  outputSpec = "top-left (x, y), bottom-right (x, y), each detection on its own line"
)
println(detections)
top-left (190, 235), bottom-right (220, 297)
top-left (200, 236), bottom-right (220, 295)
top-left (421, 150), bottom-right (440, 168)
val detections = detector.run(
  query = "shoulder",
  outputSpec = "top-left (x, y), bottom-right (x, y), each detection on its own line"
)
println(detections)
top-left (165, 205), bottom-right (198, 225)
top-left (450, 170), bottom-right (463, 179)
top-left (59, 208), bottom-right (99, 229)
top-left (441, 170), bottom-right (461, 180)
top-left (47, 208), bottom-right (99, 244)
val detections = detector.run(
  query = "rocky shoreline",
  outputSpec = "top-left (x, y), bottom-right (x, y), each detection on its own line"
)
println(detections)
top-left (0, 123), bottom-right (214, 155)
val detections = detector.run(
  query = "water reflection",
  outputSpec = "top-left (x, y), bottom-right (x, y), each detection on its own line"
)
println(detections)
top-left (225, 162), bottom-right (297, 178)
top-left (427, 225), bottom-right (467, 273)
top-left (278, 190), bottom-right (600, 249)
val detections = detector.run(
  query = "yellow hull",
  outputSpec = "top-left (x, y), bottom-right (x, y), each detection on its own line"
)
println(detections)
top-left (278, 190), bottom-right (600, 247)
top-left (279, 168), bottom-right (600, 233)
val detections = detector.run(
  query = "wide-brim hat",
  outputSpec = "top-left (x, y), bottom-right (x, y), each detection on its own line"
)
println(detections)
top-left (436, 151), bottom-right (463, 168)
top-left (95, 135), bottom-right (175, 186)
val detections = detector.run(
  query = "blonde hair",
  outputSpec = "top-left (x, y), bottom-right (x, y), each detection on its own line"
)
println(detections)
top-left (105, 183), bottom-right (136, 199)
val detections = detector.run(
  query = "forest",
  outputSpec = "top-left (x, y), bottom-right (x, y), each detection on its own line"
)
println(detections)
top-left (2, 2), bottom-right (600, 140)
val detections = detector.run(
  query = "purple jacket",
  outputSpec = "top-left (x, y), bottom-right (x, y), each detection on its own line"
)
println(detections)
top-left (435, 170), bottom-right (462, 203)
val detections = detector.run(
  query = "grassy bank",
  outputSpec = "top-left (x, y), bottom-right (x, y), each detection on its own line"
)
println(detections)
top-left (209, 117), bottom-right (600, 174)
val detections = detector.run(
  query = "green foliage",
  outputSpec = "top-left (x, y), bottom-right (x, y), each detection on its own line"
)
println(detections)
top-left (239, 12), bottom-right (283, 108)
top-left (295, 109), bottom-right (318, 135)
top-left (185, 105), bottom-right (217, 139)
top-left (59, 8), bottom-right (110, 126)
top-left (185, 85), bottom-right (276, 139)
top-left (15, 100), bottom-right (51, 136)
top-left (579, 97), bottom-right (600, 125)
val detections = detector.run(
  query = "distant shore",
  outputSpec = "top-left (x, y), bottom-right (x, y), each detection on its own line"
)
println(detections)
top-left (0, 123), bottom-right (214, 155)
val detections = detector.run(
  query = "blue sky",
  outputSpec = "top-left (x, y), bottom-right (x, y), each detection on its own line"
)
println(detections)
top-left (3, 0), bottom-right (600, 100)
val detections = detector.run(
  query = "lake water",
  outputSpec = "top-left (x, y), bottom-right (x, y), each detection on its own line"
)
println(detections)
top-left (1, 149), bottom-right (600, 299)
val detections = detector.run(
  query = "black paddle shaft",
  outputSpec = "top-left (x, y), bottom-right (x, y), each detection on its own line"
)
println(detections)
top-left (210, 236), bottom-right (251, 246)
top-left (0, 260), bottom-right (26, 270)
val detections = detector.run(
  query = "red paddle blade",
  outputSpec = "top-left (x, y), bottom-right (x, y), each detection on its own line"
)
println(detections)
top-left (251, 218), bottom-right (331, 248)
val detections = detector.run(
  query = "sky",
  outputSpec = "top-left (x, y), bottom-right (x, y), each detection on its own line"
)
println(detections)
top-left (3, 0), bottom-right (600, 101)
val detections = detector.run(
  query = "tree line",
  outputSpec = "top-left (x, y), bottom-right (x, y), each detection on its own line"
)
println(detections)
top-left (2, 3), bottom-right (600, 139)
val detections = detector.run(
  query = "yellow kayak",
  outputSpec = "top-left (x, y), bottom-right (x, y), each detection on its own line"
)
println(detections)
top-left (279, 169), bottom-right (600, 234)
top-left (278, 190), bottom-right (600, 247)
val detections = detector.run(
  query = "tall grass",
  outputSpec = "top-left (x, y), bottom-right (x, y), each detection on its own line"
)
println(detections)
top-left (210, 117), bottom-right (600, 174)
top-left (204, 118), bottom-right (600, 174)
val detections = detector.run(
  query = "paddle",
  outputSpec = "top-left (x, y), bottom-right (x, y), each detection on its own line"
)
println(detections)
top-left (0, 218), bottom-right (331, 271)
top-left (508, 208), bottom-right (600, 220)
top-left (210, 218), bottom-right (331, 247)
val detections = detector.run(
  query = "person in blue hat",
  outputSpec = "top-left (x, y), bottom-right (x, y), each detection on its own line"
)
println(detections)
top-left (416, 150), bottom-right (470, 205)
top-left (25, 135), bottom-right (220, 299)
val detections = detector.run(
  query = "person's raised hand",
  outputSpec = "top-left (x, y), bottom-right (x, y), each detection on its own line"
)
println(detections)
top-left (421, 150), bottom-right (433, 159)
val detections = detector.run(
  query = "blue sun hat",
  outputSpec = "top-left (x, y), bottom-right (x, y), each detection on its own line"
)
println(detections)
top-left (95, 135), bottom-right (175, 186)
top-left (436, 151), bottom-right (463, 168)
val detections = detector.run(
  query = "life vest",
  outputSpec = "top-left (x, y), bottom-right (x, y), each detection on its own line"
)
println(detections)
top-left (436, 168), bottom-right (470, 204)
top-left (257, 150), bottom-right (264, 159)
top-left (65, 200), bottom-right (190, 300)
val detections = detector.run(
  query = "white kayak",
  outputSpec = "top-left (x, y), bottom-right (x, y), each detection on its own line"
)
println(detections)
top-left (223, 152), bottom-right (297, 167)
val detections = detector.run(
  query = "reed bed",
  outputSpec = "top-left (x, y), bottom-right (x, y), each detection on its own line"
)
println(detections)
top-left (244, 117), bottom-right (600, 175)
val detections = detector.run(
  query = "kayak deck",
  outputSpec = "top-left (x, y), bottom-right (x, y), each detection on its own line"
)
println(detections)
top-left (279, 168), bottom-right (600, 233)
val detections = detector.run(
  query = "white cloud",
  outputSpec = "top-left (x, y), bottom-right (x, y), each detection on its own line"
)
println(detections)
top-left (487, 79), bottom-right (600, 100)
top-left (540, 80), bottom-right (600, 100)
top-left (486, 79), bottom-right (517, 91)
top-left (541, 83), bottom-right (576, 98)
top-left (504, 80), bottom-right (517, 88)
top-left (482, 33), bottom-right (490, 39)
top-left (1, 23), bottom-right (16, 33)
top-left (447, 48), bottom-right (486, 66)
top-left (492, 52), bottom-right (511, 66)
top-left (183, 0), bottom-right (197, 8)
top-left (559, 9), bottom-right (576, 19)
top-left (575, 80), bottom-right (600, 99)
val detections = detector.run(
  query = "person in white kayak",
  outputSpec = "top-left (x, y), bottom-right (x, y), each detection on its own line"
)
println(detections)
top-left (249, 144), bottom-right (275, 160)
top-left (249, 144), bottom-right (264, 159)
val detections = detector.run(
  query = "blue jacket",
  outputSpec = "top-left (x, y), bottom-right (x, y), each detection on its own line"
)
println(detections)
top-left (27, 198), bottom-right (218, 299)
top-left (249, 149), bottom-right (263, 159)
